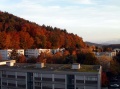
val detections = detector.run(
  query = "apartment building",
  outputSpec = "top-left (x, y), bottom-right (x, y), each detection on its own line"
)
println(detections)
top-left (25, 48), bottom-right (65, 58)
top-left (0, 61), bottom-right (102, 89)
top-left (0, 49), bottom-right (24, 60)
top-left (0, 49), bottom-right (12, 60)
top-left (25, 49), bottom-right (50, 58)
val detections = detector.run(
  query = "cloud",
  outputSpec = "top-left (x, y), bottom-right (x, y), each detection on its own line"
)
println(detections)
top-left (74, 0), bottom-right (94, 4)
top-left (0, 0), bottom-right (120, 42)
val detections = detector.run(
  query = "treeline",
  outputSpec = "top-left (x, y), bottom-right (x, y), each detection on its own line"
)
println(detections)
top-left (0, 11), bottom-right (86, 49)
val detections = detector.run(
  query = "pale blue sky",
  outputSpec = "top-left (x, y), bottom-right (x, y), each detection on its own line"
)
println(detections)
top-left (0, 0), bottom-right (120, 43)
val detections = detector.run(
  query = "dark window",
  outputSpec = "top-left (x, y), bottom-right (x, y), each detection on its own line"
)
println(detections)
top-left (35, 86), bottom-right (41, 89)
top-left (85, 81), bottom-right (97, 84)
top-left (54, 78), bottom-right (65, 82)
top-left (42, 86), bottom-right (52, 89)
top-left (42, 78), bottom-right (52, 81)
top-left (2, 74), bottom-right (6, 77)
top-left (8, 83), bottom-right (16, 87)
top-left (8, 75), bottom-right (15, 78)
top-left (2, 82), bottom-right (7, 85)
top-left (17, 76), bottom-right (25, 79)
top-left (35, 77), bottom-right (41, 81)
top-left (18, 84), bottom-right (26, 88)
top-left (76, 80), bottom-right (84, 83)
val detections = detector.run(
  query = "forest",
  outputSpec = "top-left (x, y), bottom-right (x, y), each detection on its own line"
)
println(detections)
top-left (0, 11), bottom-right (86, 49)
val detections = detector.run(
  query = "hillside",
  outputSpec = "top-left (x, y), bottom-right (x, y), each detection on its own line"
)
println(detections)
top-left (86, 41), bottom-right (120, 49)
top-left (0, 11), bottom-right (86, 49)
top-left (102, 44), bottom-right (120, 49)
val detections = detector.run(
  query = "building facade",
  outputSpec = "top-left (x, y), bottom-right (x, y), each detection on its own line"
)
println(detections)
top-left (93, 52), bottom-right (116, 58)
top-left (0, 61), bottom-right (102, 89)
top-left (0, 49), bottom-right (24, 60)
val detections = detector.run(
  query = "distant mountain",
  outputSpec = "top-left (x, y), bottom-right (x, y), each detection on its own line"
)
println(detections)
top-left (0, 11), bottom-right (86, 49)
top-left (102, 44), bottom-right (120, 49)
top-left (102, 39), bottom-right (120, 45)
top-left (86, 41), bottom-right (120, 49)
top-left (85, 41), bottom-right (103, 47)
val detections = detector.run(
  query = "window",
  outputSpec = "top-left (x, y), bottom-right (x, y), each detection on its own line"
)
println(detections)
top-left (85, 76), bottom-right (97, 81)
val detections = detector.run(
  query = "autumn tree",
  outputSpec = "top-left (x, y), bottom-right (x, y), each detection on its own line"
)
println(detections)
top-left (9, 32), bottom-right (20, 49)
top-left (19, 31), bottom-right (34, 49)
top-left (45, 53), bottom-right (53, 63)
top-left (110, 59), bottom-right (120, 75)
top-left (83, 52), bottom-right (99, 65)
top-left (53, 52), bottom-right (64, 64)
top-left (98, 55), bottom-right (111, 72)
top-left (37, 52), bottom-right (46, 63)
top-left (76, 51), bottom-right (99, 65)
top-left (10, 49), bottom-right (18, 60)
top-left (65, 55), bottom-right (77, 64)
top-left (101, 72), bottom-right (109, 87)
top-left (0, 11), bottom-right (86, 49)
top-left (27, 56), bottom-right (36, 63)
top-left (0, 32), bottom-right (11, 49)
top-left (17, 54), bottom-right (26, 63)
top-left (0, 53), bottom-right (2, 61)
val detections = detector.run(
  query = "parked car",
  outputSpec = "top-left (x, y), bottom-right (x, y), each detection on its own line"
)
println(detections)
top-left (110, 84), bottom-right (119, 87)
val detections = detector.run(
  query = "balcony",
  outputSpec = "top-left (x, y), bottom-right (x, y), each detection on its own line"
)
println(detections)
top-left (17, 84), bottom-right (26, 88)
top-left (54, 78), bottom-right (65, 83)
top-left (8, 83), bottom-right (16, 87)
top-left (42, 78), bottom-right (52, 81)
top-left (34, 77), bottom-right (41, 81)
top-left (17, 76), bottom-right (26, 80)
top-left (8, 75), bottom-right (16, 79)
top-left (2, 82), bottom-right (7, 86)
top-left (2, 74), bottom-right (6, 77)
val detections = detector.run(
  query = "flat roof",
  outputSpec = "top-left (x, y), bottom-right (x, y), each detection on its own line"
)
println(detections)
top-left (0, 63), bottom-right (100, 73)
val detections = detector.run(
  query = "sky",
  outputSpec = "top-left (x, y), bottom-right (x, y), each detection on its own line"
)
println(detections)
top-left (0, 0), bottom-right (120, 43)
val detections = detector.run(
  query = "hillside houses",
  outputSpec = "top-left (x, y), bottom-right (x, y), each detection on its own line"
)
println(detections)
top-left (0, 48), bottom-right (65, 60)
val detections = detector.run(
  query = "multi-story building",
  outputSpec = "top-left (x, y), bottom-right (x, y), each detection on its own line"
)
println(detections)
top-left (0, 49), bottom-right (12, 60)
top-left (25, 49), bottom-right (50, 58)
top-left (25, 48), bottom-right (65, 58)
top-left (0, 49), bottom-right (24, 60)
top-left (0, 61), bottom-right (102, 89)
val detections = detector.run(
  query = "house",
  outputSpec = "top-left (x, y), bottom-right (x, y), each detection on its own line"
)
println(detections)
top-left (25, 49), bottom-right (51, 58)
top-left (0, 49), bottom-right (12, 60)
top-left (0, 49), bottom-right (24, 60)
top-left (93, 52), bottom-right (116, 58)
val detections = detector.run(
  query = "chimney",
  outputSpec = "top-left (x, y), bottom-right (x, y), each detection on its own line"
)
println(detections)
top-left (36, 62), bottom-right (45, 68)
top-left (6, 61), bottom-right (14, 66)
top-left (72, 63), bottom-right (80, 69)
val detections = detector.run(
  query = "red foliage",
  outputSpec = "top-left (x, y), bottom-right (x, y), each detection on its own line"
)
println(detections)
top-left (0, 11), bottom-right (86, 49)
top-left (101, 72), bottom-right (109, 87)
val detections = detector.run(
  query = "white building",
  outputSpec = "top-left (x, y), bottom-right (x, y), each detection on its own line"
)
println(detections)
top-left (16, 49), bottom-right (24, 56)
top-left (114, 48), bottom-right (120, 53)
top-left (0, 49), bottom-right (12, 60)
top-left (25, 49), bottom-right (51, 58)
top-left (0, 49), bottom-right (24, 60)
top-left (93, 52), bottom-right (116, 58)
top-left (25, 48), bottom-right (65, 58)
